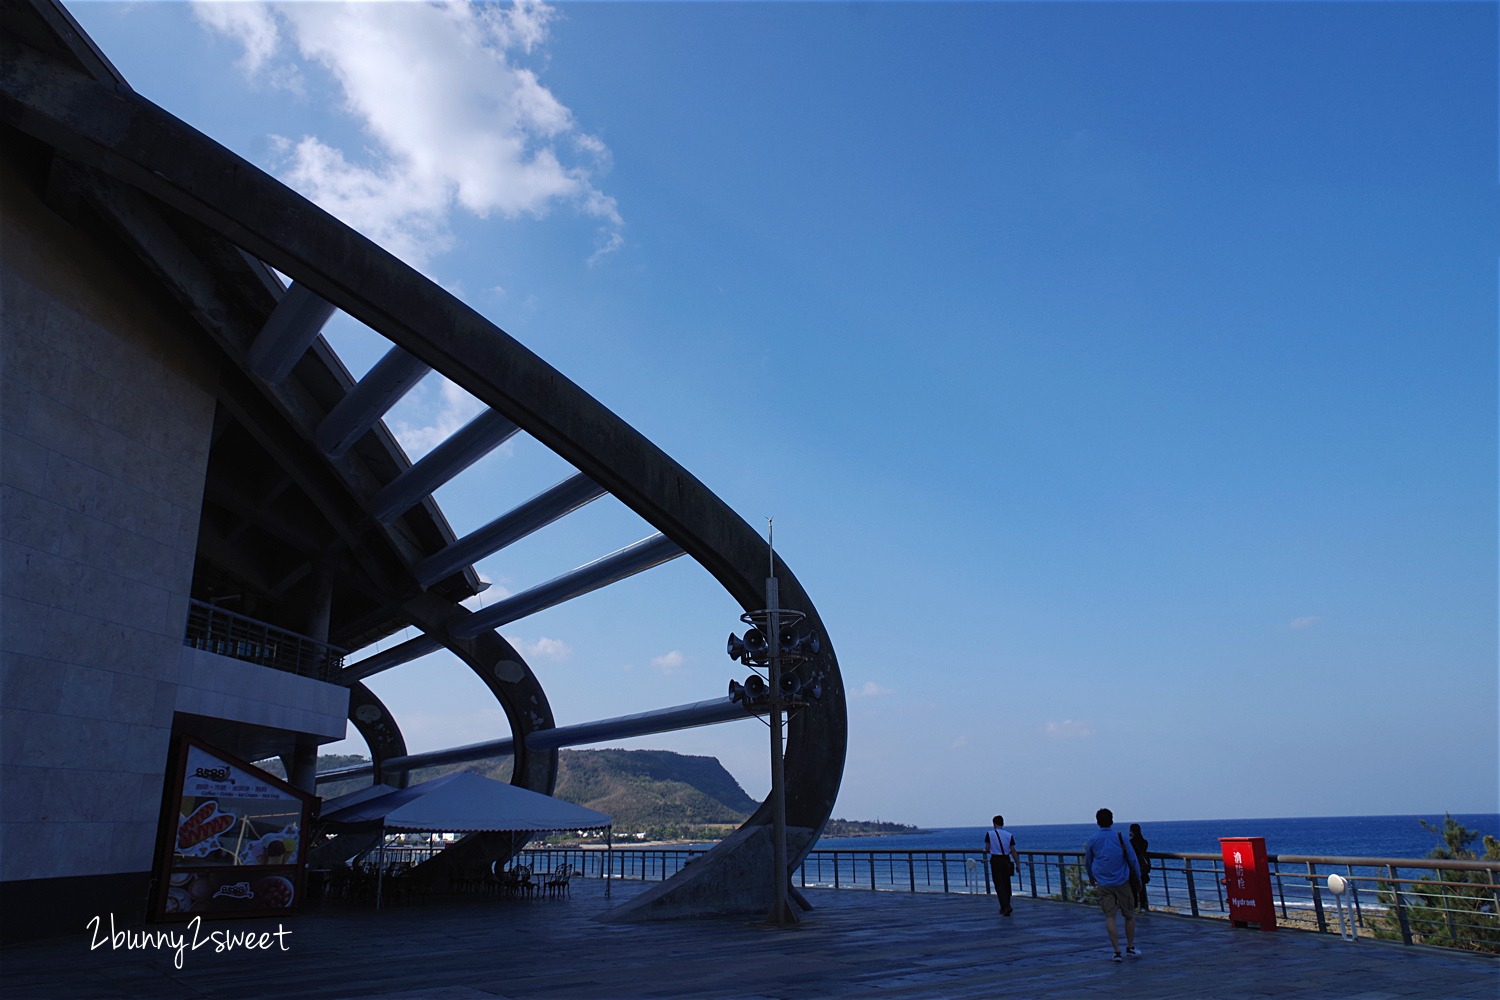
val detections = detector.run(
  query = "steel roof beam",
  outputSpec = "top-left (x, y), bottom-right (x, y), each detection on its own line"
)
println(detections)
top-left (317, 737), bottom-right (513, 783)
top-left (370, 408), bottom-right (520, 524)
top-left (314, 345), bottom-right (430, 458)
top-left (525, 697), bottom-right (759, 752)
top-left (316, 695), bottom-right (760, 783)
top-left (246, 281), bottom-right (336, 383)
top-left (340, 633), bottom-right (444, 684)
top-left (413, 473), bottom-right (607, 589)
top-left (448, 533), bottom-right (684, 639)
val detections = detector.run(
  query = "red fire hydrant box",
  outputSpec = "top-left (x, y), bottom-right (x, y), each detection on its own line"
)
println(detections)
top-left (1219, 837), bottom-right (1277, 931)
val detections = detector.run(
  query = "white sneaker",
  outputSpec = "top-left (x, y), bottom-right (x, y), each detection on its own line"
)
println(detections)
top-left (1126, 947), bottom-right (1142, 958)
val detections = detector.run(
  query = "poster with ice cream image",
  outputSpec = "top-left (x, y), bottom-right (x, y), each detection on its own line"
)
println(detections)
top-left (173, 747), bottom-right (305, 868)
top-left (154, 736), bottom-right (314, 922)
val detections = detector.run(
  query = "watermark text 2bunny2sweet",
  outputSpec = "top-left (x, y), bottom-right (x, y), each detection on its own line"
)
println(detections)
top-left (86, 913), bottom-right (291, 969)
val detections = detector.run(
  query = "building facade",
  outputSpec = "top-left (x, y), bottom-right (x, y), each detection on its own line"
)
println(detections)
top-left (1, 0), bottom-right (846, 941)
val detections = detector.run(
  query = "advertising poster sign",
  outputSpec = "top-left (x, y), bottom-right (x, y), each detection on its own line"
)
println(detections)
top-left (151, 736), bottom-right (314, 922)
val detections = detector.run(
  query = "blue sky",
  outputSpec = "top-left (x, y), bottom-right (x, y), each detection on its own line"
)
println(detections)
top-left (70, 2), bottom-right (1496, 826)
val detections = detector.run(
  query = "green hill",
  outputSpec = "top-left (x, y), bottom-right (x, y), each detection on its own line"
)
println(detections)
top-left (304, 748), bottom-right (920, 840)
top-left (552, 749), bottom-right (759, 829)
top-left (313, 748), bottom-right (760, 833)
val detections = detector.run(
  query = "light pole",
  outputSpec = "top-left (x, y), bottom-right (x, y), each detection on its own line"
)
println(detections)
top-left (727, 528), bottom-right (823, 926)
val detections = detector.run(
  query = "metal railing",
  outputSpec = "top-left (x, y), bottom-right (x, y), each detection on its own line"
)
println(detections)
top-left (510, 846), bottom-right (1500, 954)
top-left (184, 599), bottom-right (345, 681)
top-left (1137, 851), bottom-right (1500, 952)
top-left (368, 844), bottom-right (457, 867)
top-left (518, 847), bottom-right (708, 883)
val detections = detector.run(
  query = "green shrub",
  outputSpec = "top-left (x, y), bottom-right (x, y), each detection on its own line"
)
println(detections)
top-left (1060, 859), bottom-right (1099, 904)
top-left (1372, 814), bottom-right (1500, 954)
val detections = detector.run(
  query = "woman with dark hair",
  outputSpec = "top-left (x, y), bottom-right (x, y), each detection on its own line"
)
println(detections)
top-left (1128, 823), bottom-right (1151, 911)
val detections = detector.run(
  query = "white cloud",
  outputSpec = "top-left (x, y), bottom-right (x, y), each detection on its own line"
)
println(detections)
top-left (1287, 615), bottom-right (1324, 630)
top-left (511, 636), bottom-right (572, 662)
top-left (193, 0), bottom-right (283, 76)
top-left (195, 0), bottom-right (622, 268)
top-left (650, 650), bottom-right (687, 675)
top-left (853, 681), bottom-right (893, 698)
top-left (1045, 720), bottom-right (1093, 740)
top-left (950, 735), bottom-right (971, 750)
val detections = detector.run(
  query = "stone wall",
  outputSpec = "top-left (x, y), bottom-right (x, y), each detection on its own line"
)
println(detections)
top-left (175, 646), bottom-right (350, 748)
top-left (1, 155), bottom-right (218, 891)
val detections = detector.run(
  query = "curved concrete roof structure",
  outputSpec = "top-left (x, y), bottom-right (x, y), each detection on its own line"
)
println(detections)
top-left (1, 0), bottom-right (846, 919)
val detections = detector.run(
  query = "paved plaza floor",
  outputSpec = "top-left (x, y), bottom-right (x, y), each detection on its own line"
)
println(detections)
top-left (5, 879), bottom-right (1495, 999)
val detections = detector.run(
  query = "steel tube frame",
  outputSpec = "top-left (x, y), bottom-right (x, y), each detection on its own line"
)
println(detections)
top-left (449, 533), bottom-right (684, 639)
top-left (314, 346), bottom-right (431, 458)
top-left (370, 408), bottom-right (520, 523)
top-left (413, 473), bottom-right (607, 588)
top-left (765, 581), bottom-right (795, 923)
top-left (317, 695), bottom-right (766, 784)
top-left (246, 280), bottom-right (336, 383)
top-left (339, 634), bottom-right (444, 684)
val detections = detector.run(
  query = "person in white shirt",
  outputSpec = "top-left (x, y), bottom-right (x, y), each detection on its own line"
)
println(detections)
top-left (983, 814), bottom-right (1020, 915)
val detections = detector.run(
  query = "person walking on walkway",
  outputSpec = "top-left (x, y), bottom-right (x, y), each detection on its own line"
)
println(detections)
top-left (983, 814), bottom-right (1019, 915)
top-left (1084, 807), bottom-right (1142, 961)
top-left (1128, 823), bottom-right (1151, 911)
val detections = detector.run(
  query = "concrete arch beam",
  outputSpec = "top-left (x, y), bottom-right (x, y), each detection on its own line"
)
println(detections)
top-left (309, 681), bottom-right (406, 868)
top-left (347, 682), bottom-right (408, 789)
top-left (0, 47), bottom-right (846, 918)
top-left (393, 593), bottom-right (558, 888)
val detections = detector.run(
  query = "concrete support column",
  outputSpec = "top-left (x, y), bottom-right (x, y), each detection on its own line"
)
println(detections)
top-left (290, 575), bottom-right (329, 794)
top-left (305, 573), bottom-right (333, 644)
top-left (288, 738), bottom-right (319, 795)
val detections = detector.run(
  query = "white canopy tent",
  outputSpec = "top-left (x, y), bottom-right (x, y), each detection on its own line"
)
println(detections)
top-left (321, 771), bottom-right (611, 833)
top-left (320, 772), bottom-right (612, 906)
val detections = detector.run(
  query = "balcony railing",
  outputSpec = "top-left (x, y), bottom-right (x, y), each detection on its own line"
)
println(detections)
top-left (184, 599), bottom-right (345, 682)
top-left (506, 846), bottom-right (1500, 954)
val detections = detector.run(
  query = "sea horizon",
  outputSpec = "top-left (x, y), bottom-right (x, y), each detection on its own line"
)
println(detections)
top-left (813, 812), bottom-right (1500, 859)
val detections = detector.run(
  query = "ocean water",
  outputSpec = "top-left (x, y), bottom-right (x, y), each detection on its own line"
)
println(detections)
top-left (815, 813), bottom-right (1500, 859)
top-left (532, 812), bottom-right (1500, 915)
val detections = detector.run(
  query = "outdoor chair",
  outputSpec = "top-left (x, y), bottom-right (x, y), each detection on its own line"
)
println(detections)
top-left (485, 863), bottom-right (518, 897)
top-left (544, 864), bottom-right (576, 897)
top-left (349, 867), bottom-right (377, 903)
top-left (453, 867), bottom-right (485, 893)
top-left (386, 872), bottom-right (419, 906)
top-left (509, 864), bottom-right (536, 899)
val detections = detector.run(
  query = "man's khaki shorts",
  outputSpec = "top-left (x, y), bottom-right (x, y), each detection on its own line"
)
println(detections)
top-left (1097, 883), bottom-right (1135, 918)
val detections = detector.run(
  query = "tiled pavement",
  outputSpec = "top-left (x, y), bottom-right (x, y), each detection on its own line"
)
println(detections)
top-left (5, 880), bottom-right (1495, 999)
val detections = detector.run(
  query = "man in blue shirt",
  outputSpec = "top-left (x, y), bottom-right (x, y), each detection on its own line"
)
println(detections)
top-left (1083, 807), bottom-right (1142, 962)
